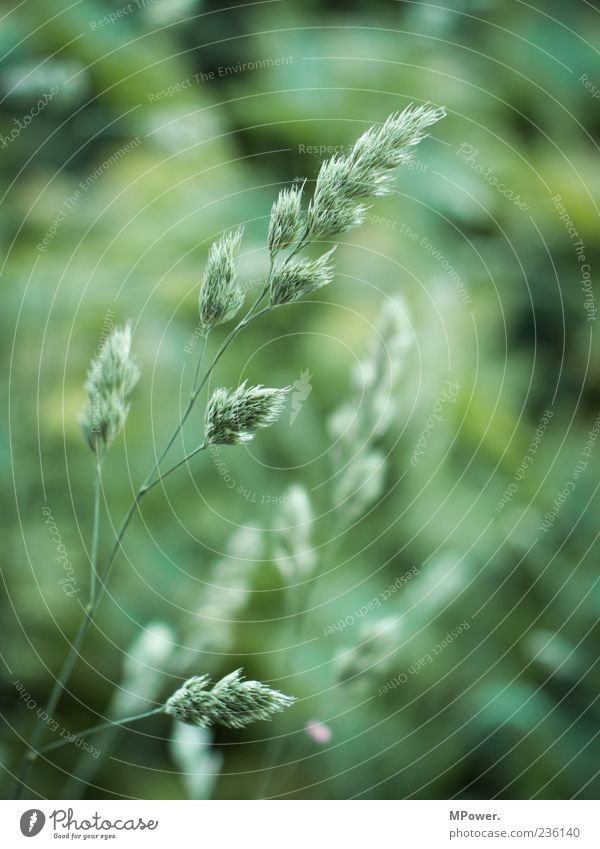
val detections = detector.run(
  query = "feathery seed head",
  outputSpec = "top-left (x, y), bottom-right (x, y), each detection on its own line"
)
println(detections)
top-left (79, 322), bottom-right (140, 456)
top-left (164, 674), bottom-right (211, 725)
top-left (307, 156), bottom-right (369, 238)
top-left (307, 195), bottom-right (368, 238)
top-left (270, 247), bottom-right (336, 306)
top-left (268, 183), bottom-right (305, 254)
top-left (199, 227), bottom-right (245, 328)
top-left (165, 668), bottom-right (295, 729)
top-left (350, 104), bottom-right (446, 173)
top-left (204, 381), bottom-right (289, 445)
top-left (307, 104), bottom-right (445, 238)
top-left (316, 155), bottom-right (394, 201)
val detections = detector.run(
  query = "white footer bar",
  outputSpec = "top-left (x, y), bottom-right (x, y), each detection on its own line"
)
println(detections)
top-left (1, 800), bottom-right (597, 847)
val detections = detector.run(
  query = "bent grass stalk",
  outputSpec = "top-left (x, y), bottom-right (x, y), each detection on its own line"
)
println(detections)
top-left (13, 296), bottom-right (266, 797)
top-left (13, 105), bottom-right (445, 798)
top-left (14, 267), bottom-right (281, 797)
top-left (35, 708), bottom-right (164, 757)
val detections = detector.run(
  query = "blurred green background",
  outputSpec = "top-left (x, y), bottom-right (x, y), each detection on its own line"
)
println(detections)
top-left (3, 0), bottom-right (600, 800)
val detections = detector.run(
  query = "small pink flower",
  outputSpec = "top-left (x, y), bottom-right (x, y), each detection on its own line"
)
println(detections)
top-left (305, 719), bottom-right (332, 744)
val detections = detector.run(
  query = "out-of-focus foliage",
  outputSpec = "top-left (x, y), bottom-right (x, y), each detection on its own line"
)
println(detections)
top-left (2, 0), bottom-right (600, 800)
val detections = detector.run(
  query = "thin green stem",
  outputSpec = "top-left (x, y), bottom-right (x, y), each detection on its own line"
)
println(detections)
top-left (275, 221), bottom-right (310, 267)
top-left (145, 329), bottom-right (209, 490)
top-left (287, 234), bottom-right (310, 263)
top-left (90, 294), bottom-right (271, 615)
top-left (143, 283), bottom-right (270, 504)
top-left (88, 456), bottom-right (103, 612)
top-left (95, 299), bottom-right (272, 606)
top-left (96, 494), bottom-right (144, 598)
top-left (61, 724), bottom-right (121, 799)
top-left (13, 460), bottom-right (104, 799)
top-left (148, 443), bottom-right (208, 487)
top-left (188, 285), bottom-right (270, 406)
top-left (191, 329), bottom-right (209, 394)
top-left (12, 612), bottom-right (91, 798)
top-left (14, 256), bottom-right (280, 798)
top-left (36, 707), bottom-right (163, 756)
top-left (62, 297), bottom-right (272, 796)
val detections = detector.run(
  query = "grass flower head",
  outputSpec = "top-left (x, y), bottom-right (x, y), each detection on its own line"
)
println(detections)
top-left (79, 322), bottom-right (140, 456)
top-left (199, 227), bottom-right (245, 328)
top-left (205, 381), bottom-right (289, 445)
top-left (165, 669), bottom-right (295, 729)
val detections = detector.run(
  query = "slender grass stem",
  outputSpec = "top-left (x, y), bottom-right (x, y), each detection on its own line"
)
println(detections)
top-left (143, 282), bottom-right (270, 500)
top-left (144, 329), bottom-right (209, 490)
top-left (12, 611), bottom-right (90, 798)
top-left (13, 460), bottom-right (104, 799)
top-left (13, 289), bottom-right (271, 799)
top-left (15, 250), bottom-right (294, 799)
top-left (13, 106), bottom-right (446, 799)
top-left (186, 285), bottom-right (270, 408)
top-left (88, 456), bottom-right (103, 612)
top-left (148, 443), bottom-right (208, 486)
top-left (95, 295), bottom-right (272, 602)
top-left (36, 707), bottom-right (164, 756)
top-left (191, 329), bottom-right (209, 395)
